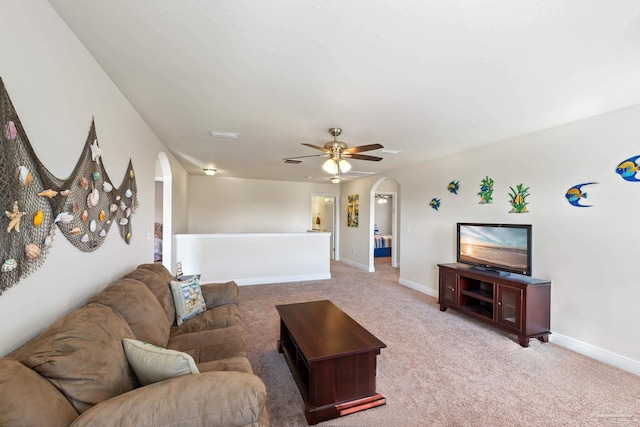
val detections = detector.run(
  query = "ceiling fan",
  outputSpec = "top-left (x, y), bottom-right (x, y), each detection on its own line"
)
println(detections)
top-left (284, 128), bottom-right (384, 182)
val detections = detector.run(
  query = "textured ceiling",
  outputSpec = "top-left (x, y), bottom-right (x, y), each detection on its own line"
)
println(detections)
top-left (48, 0), bottom-right (640, 183)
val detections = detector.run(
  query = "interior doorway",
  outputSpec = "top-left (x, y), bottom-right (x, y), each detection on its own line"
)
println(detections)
top-left (373, 192), bottom-right (394, 266)
top-left (369, 178), bottom-right (400, 272)
top-left (311, 194), bottom-right (339, 260)
top-left (156, 152), bottom-right (173, 271)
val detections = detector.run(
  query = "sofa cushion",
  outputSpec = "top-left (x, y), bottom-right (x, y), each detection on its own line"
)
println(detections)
top-left (125, 264), bottom-right (176, 326)
top-left (171, 303), bottom-right (242, 336)
top-left (123, 338), bottom-right (199, 386)
top-left (87, 277), bottom-right (170, 347)
top-left (198, 356), bottom-right (254, 374)
top-left (170, 276), bottom-right (206, 325)
top-left (9, 303), bottom-right (137, 414)
top-left (69, 371), bottom-right (268, 427)
top-left (0, 357), bottom-right (79, 427)
top-left (168, 325), bottom-right (248, 364)
top-left (200, 281), bottom-right (240, 309)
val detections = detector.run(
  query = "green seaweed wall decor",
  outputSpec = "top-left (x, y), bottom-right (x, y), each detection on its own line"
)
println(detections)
top-left (508, 183), bottom-right (530, 213)
top-left (478, 176), bottom-right (494, 204)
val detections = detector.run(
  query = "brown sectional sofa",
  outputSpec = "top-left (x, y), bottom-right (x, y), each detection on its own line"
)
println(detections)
top-left (0, 263), bottom-right (269, 427)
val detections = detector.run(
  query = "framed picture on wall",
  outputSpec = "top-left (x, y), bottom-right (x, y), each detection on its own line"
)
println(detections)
top-left (347, 194), bottom-right (359, 227)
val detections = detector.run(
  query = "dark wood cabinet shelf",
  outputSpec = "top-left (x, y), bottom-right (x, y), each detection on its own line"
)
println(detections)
top-left (460, 288), bottom-right (493, 303)
top-left (461, 303), bottom-right (493, 318)
top-left (438, 263), bottom-right (551, 347)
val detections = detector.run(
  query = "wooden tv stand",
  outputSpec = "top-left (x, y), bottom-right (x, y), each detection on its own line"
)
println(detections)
top-left (438, 263), bottom-right (551, 347)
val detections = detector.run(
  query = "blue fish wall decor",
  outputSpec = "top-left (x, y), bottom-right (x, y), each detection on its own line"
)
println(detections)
top-left (430, 198), bottom-right (441, 211)
top-left (615, 155), bottom-right (640, 182)
top-left (565, 182), bottom-right (598, 207)
top-left (447, 180), bottom-right (459, 194)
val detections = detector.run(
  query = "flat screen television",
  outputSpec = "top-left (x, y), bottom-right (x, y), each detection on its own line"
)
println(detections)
top-left (457, 223), bottom-right (532, 276)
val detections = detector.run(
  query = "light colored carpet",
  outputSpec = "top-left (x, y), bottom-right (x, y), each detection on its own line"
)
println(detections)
top-left (239, 258), bottom-right (640, 427)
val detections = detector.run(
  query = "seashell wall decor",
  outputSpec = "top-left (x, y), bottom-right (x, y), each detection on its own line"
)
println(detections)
top-left (0, 76), bottom-right (139, 294)
top-left (25, 244), bottom-right (41, 260)
top-left (17, 166), bottom-right (34, 186)
top-left (33, 210), bottom-right (44, 227)
top-left (1, 259), bottom-right (17, 272)
top-left (80, 177), bottom-right (89, 190)
top-left (4, 120), bottom-right (17, 140)
top-left (37, 189), bottom-right (58, 199)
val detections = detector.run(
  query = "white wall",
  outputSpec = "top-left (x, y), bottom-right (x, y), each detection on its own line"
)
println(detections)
top-left (0, 1), bottom-right (187, 353)
top-left (339, 181), bottom-right (376, 269)
top-left (342, 104), bottom-right (640, 364)
top-left (187, 176), bottom-right (335, 233)
top-left (175, 232), bottom-right (331, 285)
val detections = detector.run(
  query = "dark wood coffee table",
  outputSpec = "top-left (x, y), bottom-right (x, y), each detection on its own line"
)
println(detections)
top-left (276, 300), bottom-right (386, 425)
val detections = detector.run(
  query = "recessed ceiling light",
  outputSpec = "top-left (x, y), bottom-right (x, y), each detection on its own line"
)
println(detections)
top-left (209, 131), bottom-right (239, 139)
top-left (203, 168), bottom-right (217, 176)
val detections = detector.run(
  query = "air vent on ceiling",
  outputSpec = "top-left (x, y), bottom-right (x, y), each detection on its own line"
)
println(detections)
top-left (209, 130), bottom-right (239, 139)
top-left (284, 159), bottom-right (303, 164)
top-left (342, 170), bottom-right (375, 177)
top-left (379, 149), bottom-right (401, 154)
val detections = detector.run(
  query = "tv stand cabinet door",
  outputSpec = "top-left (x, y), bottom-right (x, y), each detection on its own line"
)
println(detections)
top-left (496, 283), bottom-right (523, 332)
top-left (438, 268), bottom-right (458, 310)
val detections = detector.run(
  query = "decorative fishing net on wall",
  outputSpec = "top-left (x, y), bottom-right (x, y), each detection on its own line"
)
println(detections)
top-left (0, 77), bottom-right (138, 294)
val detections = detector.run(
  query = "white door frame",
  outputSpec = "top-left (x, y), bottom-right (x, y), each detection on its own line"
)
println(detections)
top-left (310, 193), bottom-right (340, 260)
top-left (157, 152), bottom-right (173, 272)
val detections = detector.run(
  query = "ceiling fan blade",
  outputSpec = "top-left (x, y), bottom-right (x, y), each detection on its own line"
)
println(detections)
top-left (343, 143), bottom-right (384, 154)
top-left (346, 153), bottom-right (383, 161)
top-left (283, 153), bottom-right (328, 160)
top-left (302, 143), bottom-right (330, 153)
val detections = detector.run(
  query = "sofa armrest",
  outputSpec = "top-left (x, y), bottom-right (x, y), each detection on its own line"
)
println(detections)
top-left (200, 281), bottom-right (239, 309)
top-left (0, 357), bottom-right (79, 427)
top-left (71, 371), bottom-right (268, 427)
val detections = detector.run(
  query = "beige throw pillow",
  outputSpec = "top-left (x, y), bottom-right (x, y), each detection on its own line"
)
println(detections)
top-left (123, 338), bottom-right (199, 386)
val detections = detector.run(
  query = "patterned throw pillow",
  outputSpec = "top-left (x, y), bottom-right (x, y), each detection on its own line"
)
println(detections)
top-left (122, 338), bottom-right (199, 386)
top-left (170, 276), bottom-right (206, 325)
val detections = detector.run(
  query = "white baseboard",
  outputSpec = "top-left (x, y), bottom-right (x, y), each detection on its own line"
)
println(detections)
top-left (230, 273), bottom-right (331, 286)
top-left (398, 277), bottom-right (438, 299)
top-left (340, 258), bottom-right (369, 272)
top-left (549, 333), bottom-right (640, 376)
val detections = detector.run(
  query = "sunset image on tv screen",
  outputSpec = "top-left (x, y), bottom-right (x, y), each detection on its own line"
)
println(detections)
top-left (459, 225), bottom-right (528, 272)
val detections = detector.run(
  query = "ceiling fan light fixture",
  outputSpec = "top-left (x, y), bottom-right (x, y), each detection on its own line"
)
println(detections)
top-left (322, 158), bottom-right (351, 174)
top-left (331, 176), bottom-right (341, 184)
top-left (338, 159), bottom-right (351, 173)
top-left (322, 158), bottom-right (338, 174)
top-left (203, 168), bottom-right (217, 176)
top-left (376, 194), bottom-right (390, 204)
